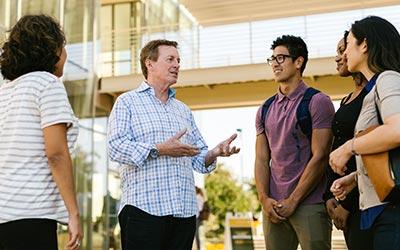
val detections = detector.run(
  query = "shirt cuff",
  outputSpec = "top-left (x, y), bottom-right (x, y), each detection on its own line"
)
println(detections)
top-left (205, 159), bottom-right (217, 173)
top-left (131, 143), bottom-right (153, 168)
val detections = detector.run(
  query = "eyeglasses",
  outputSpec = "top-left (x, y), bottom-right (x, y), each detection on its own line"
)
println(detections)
top-left (266, 54), bottom-right (295, 66)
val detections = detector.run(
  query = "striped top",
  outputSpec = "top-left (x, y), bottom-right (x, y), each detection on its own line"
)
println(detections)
top-left (0, 71), bottom-right (78, 224)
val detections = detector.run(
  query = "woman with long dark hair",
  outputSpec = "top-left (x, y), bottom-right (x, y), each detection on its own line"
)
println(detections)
top-left (325, 31), bottom-right (371, 250)
top-left (330, 16), bottom-right (400, 249)
top-left (0, 15), bottom-right (82, 250)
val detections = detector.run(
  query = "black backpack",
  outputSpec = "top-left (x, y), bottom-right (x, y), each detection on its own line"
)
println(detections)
top-left (260, 87), bottom-right (320, 140)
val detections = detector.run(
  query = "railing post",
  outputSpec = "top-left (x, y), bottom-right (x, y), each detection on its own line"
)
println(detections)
top-left (196, 24), bottom-right (200, 68)
top-left (249, 21), bottom-right (253, 64)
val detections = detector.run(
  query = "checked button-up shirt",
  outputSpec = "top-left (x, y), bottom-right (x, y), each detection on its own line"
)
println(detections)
top-left (107, 82), bottom-right (216, 218)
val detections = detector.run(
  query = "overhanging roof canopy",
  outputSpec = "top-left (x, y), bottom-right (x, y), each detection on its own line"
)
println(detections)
top-left (180, 0), bottom-right (400, 26)
top-left (100, 56), bottom-right (336, 93)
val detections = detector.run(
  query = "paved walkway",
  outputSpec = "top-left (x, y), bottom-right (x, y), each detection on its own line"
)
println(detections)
top-left (253, 228), bottom-right (347, 250)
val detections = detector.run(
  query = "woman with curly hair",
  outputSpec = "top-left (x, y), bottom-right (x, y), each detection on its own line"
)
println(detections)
top-left (0, 15), bottom-right (82, 250)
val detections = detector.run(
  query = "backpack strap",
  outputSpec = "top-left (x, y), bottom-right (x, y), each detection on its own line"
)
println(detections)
top-left (260, 94), bottom-right (277, 132)
top-left (296, 87), bottom-right (320, 141)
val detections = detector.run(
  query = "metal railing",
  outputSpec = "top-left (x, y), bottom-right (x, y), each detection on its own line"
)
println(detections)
top-left (101, 23), bottom-right (199, 77)
top-left (101, 4), bottom-right (400, 77)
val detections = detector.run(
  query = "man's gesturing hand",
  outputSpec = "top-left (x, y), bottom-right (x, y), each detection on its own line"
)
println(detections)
top-left (205, 133), bottom-right (241, 166)
top-left (157, 128), bottom-right (200, 157)
top-left (212, 133), bottom-right (241, 157)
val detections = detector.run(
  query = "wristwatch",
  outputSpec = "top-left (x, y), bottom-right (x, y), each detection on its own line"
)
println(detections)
top-left (149, 146), bottom-right (159, 159)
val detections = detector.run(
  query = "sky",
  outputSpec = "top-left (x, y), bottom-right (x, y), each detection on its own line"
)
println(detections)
top-left (193, 106), bottom-right (259, 186)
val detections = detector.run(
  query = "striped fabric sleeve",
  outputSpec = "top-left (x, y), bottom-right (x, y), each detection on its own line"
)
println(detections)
top-left (37, 77), bottom-right (78, 154)
top-left (38, 78), bottom-right (75, 129)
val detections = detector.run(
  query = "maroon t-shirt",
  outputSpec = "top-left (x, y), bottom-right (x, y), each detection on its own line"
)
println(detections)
top-left (255, 81), bottom-right (335, 204)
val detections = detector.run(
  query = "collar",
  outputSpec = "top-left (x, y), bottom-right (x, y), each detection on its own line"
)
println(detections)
top-left (136, 81), bottom-right (176, 99)
top-left (276, 81), bottom-right (307, 103)
top-left (364, 73), bottom-right (380, 92)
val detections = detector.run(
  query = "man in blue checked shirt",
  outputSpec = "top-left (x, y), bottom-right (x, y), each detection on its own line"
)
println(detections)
top-left (107, 39), bottom-right (240, 250)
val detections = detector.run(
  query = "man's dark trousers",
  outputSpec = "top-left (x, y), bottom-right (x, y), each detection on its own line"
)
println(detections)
top-left (119, 205), bottom-right (196, 250)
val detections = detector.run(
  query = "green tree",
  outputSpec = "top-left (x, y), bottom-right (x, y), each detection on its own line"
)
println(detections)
top-left (244, 179), bottom-right (262, 216)
top-left (204, 165), bottom-right (259, 240)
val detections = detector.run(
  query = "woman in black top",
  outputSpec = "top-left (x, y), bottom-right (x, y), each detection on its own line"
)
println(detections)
top-left (324, 31), bottom-right (372, 250)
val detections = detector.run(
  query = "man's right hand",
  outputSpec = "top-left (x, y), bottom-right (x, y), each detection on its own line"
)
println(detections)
top-left (157, 128), bottom-right (200, 157)
top-left (262, 197), bottom-right (286, 224)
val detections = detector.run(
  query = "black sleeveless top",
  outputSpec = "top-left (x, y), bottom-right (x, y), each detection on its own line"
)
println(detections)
top-left (325, 88), bottom-right (368, 212)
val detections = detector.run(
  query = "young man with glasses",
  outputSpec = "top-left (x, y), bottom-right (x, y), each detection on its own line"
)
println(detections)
top-left (254, 35), bottom-right (335, 250)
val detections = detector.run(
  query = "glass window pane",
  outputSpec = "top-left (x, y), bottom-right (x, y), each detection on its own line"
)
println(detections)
top-left (114, 61), bottom-right (131, 76)
top-left (21, 0), bottom-right (59, 18)
top-left (114, 3), bottom-right (131, 51)
top-left (101, 5), bottom-right (112, 52)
